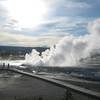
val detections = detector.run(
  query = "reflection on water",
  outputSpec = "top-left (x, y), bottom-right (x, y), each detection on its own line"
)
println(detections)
top-left (0, 60), bottom-right (25, 66)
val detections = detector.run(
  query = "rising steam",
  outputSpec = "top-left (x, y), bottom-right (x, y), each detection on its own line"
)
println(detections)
top-left (25, 19), bottom-right (100, 66)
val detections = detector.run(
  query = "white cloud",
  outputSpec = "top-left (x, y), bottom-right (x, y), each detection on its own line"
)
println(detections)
top-left (0, 0), bottom-right (92, 36)
top-left (40, 16), bottom-right (89, 36)
top-left (44, 0), bottom-right (91, 9)
top-left (64, 1), bottom-right (91, 9)
top-left (0, 31), bottom-right (62, 47)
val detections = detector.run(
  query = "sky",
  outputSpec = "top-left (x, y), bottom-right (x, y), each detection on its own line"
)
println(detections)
top-left (0, 0), bottom-right (100, 47)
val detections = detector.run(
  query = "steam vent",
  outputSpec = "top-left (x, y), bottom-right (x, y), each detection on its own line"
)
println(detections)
top-left (80, 49), bottom-right (100, 67)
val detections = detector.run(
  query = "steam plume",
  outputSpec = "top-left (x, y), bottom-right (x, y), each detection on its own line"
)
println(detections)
top-left (25, 18), bottom-right (100, 67)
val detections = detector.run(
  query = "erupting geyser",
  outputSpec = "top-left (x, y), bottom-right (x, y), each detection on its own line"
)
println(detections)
top-left (25, 19), bottom-right (100, 67)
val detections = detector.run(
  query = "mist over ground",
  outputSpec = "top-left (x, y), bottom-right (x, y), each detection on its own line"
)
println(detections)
top-left (24, 19), bottom-right (100, 67)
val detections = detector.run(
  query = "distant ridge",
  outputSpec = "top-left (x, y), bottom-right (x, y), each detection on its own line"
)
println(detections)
top-left (0, 45), bottom-right (49, 59)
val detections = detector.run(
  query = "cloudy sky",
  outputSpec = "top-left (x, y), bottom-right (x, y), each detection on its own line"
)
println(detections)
top-left (0, 0), bottom-right (100, 47)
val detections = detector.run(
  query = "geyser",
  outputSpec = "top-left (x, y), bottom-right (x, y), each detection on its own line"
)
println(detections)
top-left (25, 18), bottom-right (100, 67)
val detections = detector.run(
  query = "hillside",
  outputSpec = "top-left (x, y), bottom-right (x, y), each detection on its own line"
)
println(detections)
top-left (0, 46), bottom-right (49, 60)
